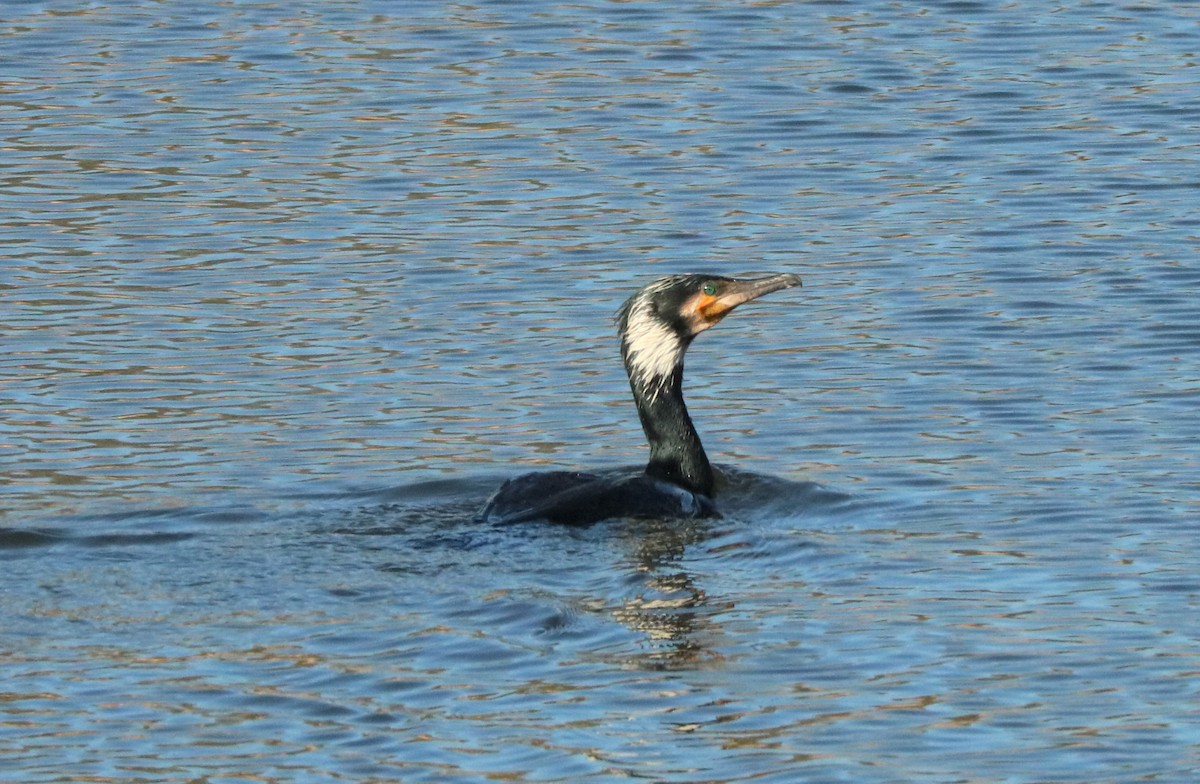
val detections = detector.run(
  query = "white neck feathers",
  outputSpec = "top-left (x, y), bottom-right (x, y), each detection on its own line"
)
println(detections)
top-left (620, 295), bottom-right (685, 398)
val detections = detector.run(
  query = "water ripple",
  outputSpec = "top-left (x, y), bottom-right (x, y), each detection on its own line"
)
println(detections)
top-left (3, 1), bottom-right (1200, 781)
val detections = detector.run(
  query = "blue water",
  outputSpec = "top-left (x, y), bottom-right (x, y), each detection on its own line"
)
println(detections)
top-left (2, 1), bottom-right (1198, 781)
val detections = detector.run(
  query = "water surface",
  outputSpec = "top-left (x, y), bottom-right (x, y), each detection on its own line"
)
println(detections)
top-left (2, 1), bottom-right (1198, 781)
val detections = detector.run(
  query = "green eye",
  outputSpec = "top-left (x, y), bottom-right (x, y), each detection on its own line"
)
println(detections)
top-left (702, 282), bottom-right (717, 296)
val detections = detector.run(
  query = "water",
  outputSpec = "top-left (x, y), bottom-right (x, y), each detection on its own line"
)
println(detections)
top-left (2, 1), bottom-right (1198, 781)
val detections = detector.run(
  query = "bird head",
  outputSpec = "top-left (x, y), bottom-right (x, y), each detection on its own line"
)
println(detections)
top-left (616, 272), bottom-right (802, 393)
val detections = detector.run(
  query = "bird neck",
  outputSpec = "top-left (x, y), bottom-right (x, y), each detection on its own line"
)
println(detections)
top-left (628, 366), bottom-right (715, 497)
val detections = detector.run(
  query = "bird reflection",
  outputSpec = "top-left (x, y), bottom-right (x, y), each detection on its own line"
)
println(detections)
top-left (610, 518), bottom-right (730, 669)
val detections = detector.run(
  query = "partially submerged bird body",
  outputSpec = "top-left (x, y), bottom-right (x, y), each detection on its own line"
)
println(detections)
top-left (479, 272), bottom-right (802, 525)
top-left (479, 469), bottom-right (716, 526)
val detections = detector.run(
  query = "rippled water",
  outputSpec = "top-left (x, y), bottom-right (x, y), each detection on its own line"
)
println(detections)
top-left (3, 1), bottom-right (1199, 781)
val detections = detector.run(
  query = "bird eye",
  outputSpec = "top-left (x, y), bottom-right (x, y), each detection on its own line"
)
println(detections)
top-left (702, 282), bottom-right (717, 296)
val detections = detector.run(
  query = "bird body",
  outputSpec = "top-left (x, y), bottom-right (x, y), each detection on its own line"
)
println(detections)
top-left (479, 272), bottom-right (801, 525)
top-left (480, 470), bottom-right (715, 526)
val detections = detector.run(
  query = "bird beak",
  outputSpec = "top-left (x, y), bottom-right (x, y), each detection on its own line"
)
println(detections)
top-left (698, 273), bottom-right (803, 323)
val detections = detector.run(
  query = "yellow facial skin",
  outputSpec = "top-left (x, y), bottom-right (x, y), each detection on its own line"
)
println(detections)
top-left (686, 285), bottom-right (739, 333)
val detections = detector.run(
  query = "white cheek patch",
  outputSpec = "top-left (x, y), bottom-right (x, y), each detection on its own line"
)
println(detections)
top-left (622, 299), bottom-right (685, 397)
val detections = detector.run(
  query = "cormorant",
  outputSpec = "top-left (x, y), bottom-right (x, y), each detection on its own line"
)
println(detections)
top-left (478, 272), bottom-right (802, 525)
